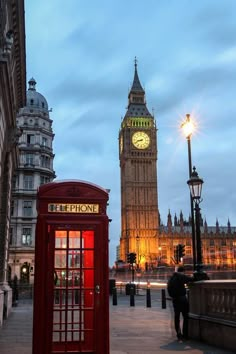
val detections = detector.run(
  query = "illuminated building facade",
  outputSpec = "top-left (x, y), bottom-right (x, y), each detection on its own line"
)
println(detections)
top-left (119, 60), bottom-right (159, 267)
top-left (159, 211), bottom-right (236, 269)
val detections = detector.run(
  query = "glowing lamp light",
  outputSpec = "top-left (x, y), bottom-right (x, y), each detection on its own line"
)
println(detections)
top-left (181, 113), bottom-right (195, 138)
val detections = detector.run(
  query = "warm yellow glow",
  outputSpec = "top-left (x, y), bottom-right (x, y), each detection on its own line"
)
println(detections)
top-left (181, 115), bottom-right (195, 138)
top-left (116, 280), bottom-right (166, 288)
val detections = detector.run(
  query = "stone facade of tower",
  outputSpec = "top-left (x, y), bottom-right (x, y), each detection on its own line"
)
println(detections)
top-left (9, 78), bottom-right (56, 284)
top-left (0, 0), bottom-right (26, 324)
top-left (119, 62), bottom-right (159, 268)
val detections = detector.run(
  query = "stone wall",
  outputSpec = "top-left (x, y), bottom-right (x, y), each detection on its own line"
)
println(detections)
top-left (189, 279), bottom-right (236, 351)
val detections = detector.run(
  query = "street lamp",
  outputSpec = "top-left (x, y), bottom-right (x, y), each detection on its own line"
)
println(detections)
top-left (187, 167), bottom-right (208, 280)
top-left (187, 167), bottom-right (203, 201)
top-left (181, 113), bottom-right (196, 270)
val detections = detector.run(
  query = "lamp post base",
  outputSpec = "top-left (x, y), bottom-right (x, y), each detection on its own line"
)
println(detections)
top-left (193, 270), bottom-right (209, 281)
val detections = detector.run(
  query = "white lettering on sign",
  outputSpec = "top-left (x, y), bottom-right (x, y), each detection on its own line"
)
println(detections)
top-left (48, 203), bottom-right (99, 213)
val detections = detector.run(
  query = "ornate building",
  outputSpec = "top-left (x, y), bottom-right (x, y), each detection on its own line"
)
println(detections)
top-left (0, 0), bottom-right (26, 323)
top-left (118, 61), bottom-right (236, 270)
top-left (8, 78), bottom-right (56, 284)
top-left (158, 211), bottom-right (236, 269)
top-left (119, 60), bottom-right (159, 267)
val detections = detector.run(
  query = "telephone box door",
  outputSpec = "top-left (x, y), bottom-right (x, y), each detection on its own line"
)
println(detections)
top-left (50, 227), bottom-right (97, 353)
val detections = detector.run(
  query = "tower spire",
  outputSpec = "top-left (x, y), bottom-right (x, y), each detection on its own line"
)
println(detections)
top-left (126, 58), bottom-right (150, 111)
top-left (130, 57), bottom-right (144, 93)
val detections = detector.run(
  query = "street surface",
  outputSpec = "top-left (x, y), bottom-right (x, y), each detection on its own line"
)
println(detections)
top-left (0, 292), bottom-right (234, 354)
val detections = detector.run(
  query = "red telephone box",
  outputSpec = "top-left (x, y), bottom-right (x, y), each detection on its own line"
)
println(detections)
top-left (33, 180), bottom-right (110, 354)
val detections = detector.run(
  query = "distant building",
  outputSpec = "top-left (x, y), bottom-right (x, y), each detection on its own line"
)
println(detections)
top-left (9, 78), bottom-right (56, 283)
top-left (118, 61), bottom-right (236, 270)
top-left (0, 0), bottom-right (26, 324)
top-left (158, 211), bottom-right (236, 269)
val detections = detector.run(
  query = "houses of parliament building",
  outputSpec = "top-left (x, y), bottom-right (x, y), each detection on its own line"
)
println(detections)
top-left (118, 61), bottom-right (236, 270)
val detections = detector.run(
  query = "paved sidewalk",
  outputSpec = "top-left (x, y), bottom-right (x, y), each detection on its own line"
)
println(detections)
top-left (110, 303), bottom-right (234, 354)
top-left (0, 300), bottom-right (32, 354)
top-left (0, 298), bottom-right (234, 354)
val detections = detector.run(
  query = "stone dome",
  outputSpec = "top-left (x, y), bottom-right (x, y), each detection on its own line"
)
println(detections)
top-left (26, 78), bottom-right (49, 113)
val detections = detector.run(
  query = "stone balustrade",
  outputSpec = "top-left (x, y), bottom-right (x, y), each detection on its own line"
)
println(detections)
top-left (189, 279), bottom-right (236, 351)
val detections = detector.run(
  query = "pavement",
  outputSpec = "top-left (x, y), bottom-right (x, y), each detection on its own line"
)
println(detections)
top-left (0, 293), bottom-right (234, 354)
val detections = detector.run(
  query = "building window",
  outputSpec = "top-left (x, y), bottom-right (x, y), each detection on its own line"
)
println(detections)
top-left (27, 134), bottom-right (35, 145)
top-left (186, 239), bottom-right (191, 246)
top-left (12, 175), bottom-right (18, 188)
top-left (11, 200), bottom-right (14, 216)
top-left (210, 249), bottom-right (215, 259)
top-left (23, 201), bottom-right (32, 217)
top-left (22, 228), bottom-right (32, 246)
top-left (161, 250), bottom-right (167, 259)
top-left (24, 175), bottom-right (33, 189)
top-left (25, 153), bottom-right (34, 165)
top-left (209, 239), bottom-right (215, 246)
top-left (40, 176), bottom-right (50, 185)
top-left (9, 228), bottom-right (13, 245)
top-left (222, 249), bottom-right (227, 259)
top-left (41, 155), bottom-right (50, 168)
top-left (42, 137), bottom-right (47, 146)
top-left (221, 239), bottom-right (227, 246)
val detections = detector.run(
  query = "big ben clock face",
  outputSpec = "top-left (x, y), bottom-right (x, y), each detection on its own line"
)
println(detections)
top-left (132, 131), bottom-right (150, 149)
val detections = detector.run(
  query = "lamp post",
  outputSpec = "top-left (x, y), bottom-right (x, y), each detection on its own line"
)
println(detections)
top-left (136, 235), bottom-right (140, 270)
top-left (158, 246), bottom-right (162, 266)
top-left (181, 113), bottom-right (196, 270)
top-left (187, 167), bottom-right (208, 280)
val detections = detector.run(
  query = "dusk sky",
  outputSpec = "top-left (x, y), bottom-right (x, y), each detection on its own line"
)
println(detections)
top-left (25, 0), bottom-right (236, 265)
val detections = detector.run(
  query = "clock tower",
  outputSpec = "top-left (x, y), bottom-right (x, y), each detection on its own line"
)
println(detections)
top-left (119, 60), bottom-right (159, 268)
